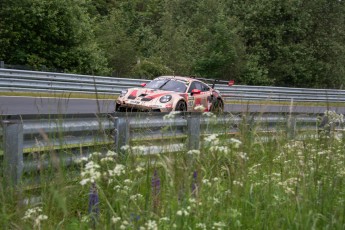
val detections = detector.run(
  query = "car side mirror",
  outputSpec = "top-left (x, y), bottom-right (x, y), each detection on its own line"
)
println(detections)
top-left (191, 89), bottom-right (201, 95)
top-left (140, 83), bottom-right (146, 87)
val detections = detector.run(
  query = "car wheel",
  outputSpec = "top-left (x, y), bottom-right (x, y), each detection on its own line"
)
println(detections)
top-left (175, 100), bottom-right (187, 111)
top-left (211, 98), bottom-right (224, 113)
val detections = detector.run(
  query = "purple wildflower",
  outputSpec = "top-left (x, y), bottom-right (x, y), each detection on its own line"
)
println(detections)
top-left (151, 170), bottom-right (161, 212)
top-left (88, 183), bottom-right (99, 226)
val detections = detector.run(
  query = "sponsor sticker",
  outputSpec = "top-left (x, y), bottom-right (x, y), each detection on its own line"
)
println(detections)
top-left (128, 100), bottom-right (141, 105)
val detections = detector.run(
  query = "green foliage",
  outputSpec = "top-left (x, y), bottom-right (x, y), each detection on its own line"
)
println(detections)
top-left (0, 0), bottom-right (108, 75)
top-left (1, 0), bottom-right (345, 88)
top-left (2, 113), bottom-right (345, 229)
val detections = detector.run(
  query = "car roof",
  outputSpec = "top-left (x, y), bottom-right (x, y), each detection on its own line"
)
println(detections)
top-left (156, 75), bottom-right (200, 83)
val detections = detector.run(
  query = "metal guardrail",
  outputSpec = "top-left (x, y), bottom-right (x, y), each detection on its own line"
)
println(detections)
top-left (1, 68), bottom-right (345, 102)
top-left (1, 112), bottom-right (320, 186)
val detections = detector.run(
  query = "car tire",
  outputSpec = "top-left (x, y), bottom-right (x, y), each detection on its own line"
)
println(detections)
top-left (211, 98), bottom-right (224, 113)
top-left (175, 100), bottom-right (187, 111)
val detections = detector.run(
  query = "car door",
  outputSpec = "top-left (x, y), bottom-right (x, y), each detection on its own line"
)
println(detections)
top-left (188, 81), bottom-right (210, 111)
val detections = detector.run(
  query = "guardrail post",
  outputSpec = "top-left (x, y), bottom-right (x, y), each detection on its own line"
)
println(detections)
top-left (187, 114), bottom-right (201, 150)
top-left (0, 61), bottom-right (4, 68)
top-left (114, 116), bottom-right (129, 153)
top-left (2, 120), bottom-right (24, 186)
top-left (287, 116), bottom-right (296, 139)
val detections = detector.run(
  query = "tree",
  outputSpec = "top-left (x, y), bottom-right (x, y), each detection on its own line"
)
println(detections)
top-left (0, 0), bottom-right (108, 74)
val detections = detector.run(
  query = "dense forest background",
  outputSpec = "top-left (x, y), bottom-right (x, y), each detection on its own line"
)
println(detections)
top-left (0, 0), bottom-right (344, 88)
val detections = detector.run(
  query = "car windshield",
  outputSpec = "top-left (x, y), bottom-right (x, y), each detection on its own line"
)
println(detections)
top-left (145, 78), bottom-right (187, 93)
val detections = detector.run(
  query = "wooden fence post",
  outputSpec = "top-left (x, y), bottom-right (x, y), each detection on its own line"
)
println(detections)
top-left (2, 120), bottom-right (24, 186)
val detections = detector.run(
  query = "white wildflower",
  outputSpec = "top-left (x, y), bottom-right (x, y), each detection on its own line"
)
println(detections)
top-left (89, 152), bottom-right (102, 159)
top-left (159, 217), bottom-right (170, 222)
top-left (130, 194), bottom-right (143, 201)
top-left (238, 152), bottom-right (248, 160)
top-left (196, 223), bottom-right (207, 229)
top-left (145, 220), bottom-right (158, 230)
top-left (202, 112), bottom-right (216, 118)
top-left (176, 208), bottom-right (189, 216)
top-left (187, 149), bottom-right (201, 155)
top-left (135, 166), bottom-right (145, 173)
top-left (213, 221), bottom-right (226, 229)
top-left (106, 150), bottom-right (117, 156)
top-left (233, 180), bottom-right (243, 187)
top-left (202, 179), bottom-right (212, 186)
top-left (210, 146), bottom-right (229, 154)
top-left (80, 161), bottom-right (101, 185)
top-left (204, 134), bottom-right (219, 145)
top-left (74, 157), bottom-right (88, 164)
top-left (112, 216), bottom-right (121, 224)
top-left (108, 164), bottom-right (126, 177)
top-left (194, 105), bottom-right (206, 111)
top-left (230, 138), bottom-right (242, 148)
top-left (101, 157), bottom-right (115, 163)
top-left (163, 111), bottom-right (181, 120)
top-left (120, 145), bottom-right (130, 151)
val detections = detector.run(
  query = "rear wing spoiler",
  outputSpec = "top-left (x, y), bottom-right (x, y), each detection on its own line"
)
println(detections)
top-left (194, 77), bottom-right (235, 89)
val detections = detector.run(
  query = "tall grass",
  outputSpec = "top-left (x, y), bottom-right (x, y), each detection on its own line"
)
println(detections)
top-left (1, 112), bottom-right (345, 229)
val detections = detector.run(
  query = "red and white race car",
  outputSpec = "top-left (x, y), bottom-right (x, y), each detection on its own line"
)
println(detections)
top-left (115, 76), bottom-right (233, 112)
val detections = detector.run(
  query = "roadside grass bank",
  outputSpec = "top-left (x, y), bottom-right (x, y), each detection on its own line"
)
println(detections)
top-left (1, 112), bottom-right (345, 229)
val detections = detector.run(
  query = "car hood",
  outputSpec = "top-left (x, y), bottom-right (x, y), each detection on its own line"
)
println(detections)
top-left (127, 88), bottom-right (177, 100)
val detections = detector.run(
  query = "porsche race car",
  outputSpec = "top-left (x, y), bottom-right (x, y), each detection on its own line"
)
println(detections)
top-left (115, 76), bottom-right (233, 112)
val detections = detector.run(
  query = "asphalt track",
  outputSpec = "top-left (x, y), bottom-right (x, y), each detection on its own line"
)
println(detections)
top-left (0, 96), bottom-right (344, 115)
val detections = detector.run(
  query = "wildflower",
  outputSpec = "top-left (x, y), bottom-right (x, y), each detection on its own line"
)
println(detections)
top-left (88, 183), bottom-right (99, 226)
top-left (191, 171), bottom-right (198, 197)
top-left (108, 164), bottom-right (126, 177)
top-left (213, 221), bottom-right (226, 228)
top-left (130, 213), bottom-right (141, 225)
top-left (196, 223), bottom-right (207, 229)
top-left (135, 166), bottom-right (145, 173)
top-left (124, 179), bottom-right (132, 184)
top-left (210, 146), bottom-right (229, 154)
top-left (163, 111), bottom-right (181, 120)
top-left (106, 150), bottom-right (117, 156)
top-left (22, 206), bottom-right (48, 229)
top-left (89, 152), bottom-right (102, 159)
top-left (159, 217), bottom-right (170, 222)
top-left (131, 146), bottom-right (146, 154)
top-left (130, 194), bottom-right (143, 201)
top-left (202, 112), bottom-right (216, 118)
top-left (204, 134), bottom-right (219, 145)
top-left (120, 145), bottom-right (130, 151)
top-left (100, 157), bottom-right (114, 163)
top-left (194, 105), bottom-right (206, 111)
top-left (176, 208), bottom-right (189, 216)
top-left (144, 220), bottom-right (158, 230)
top-left (187, 149), bottom-right (201, 155)
top-left (202, 179), bottom-right (212, 187)
top-left (238, 152), bottom-right (249, 161)
top-left (213, 177), bottom-right (220, 182)
top-left (233, 180), bottom-right (243, 187)
top-left (74, 157), bottom-right (88, 164)
top-left (230, 138), bottom-right (242, 148)
top-left (112, 216), bottom-right (121, 224)
top-left (80, 161), bottom-right (101, 185)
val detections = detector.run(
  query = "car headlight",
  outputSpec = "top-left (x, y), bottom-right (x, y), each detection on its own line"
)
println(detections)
top-left (159, 95), bottom-right (172, 103)
top-left (120, 90), bottom-right (128, 97)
